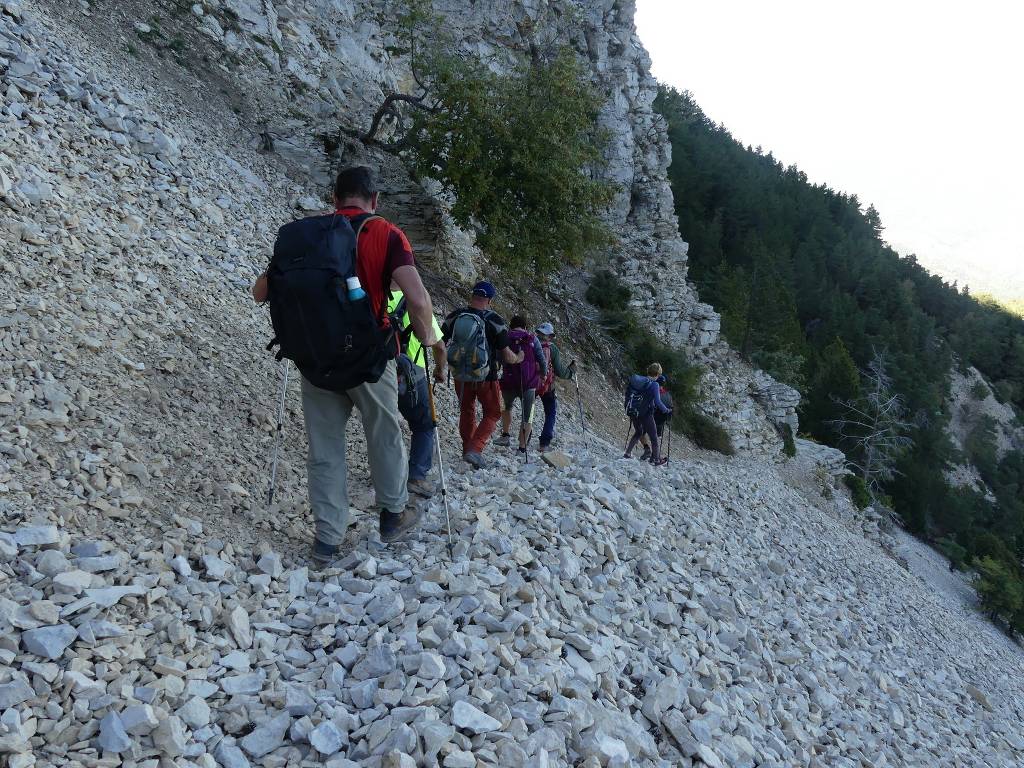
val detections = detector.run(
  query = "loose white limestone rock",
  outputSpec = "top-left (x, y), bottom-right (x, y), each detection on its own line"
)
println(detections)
top-left (451, 701), bottom-right (501, 735)
top-left (227, 605), bottom-right (252, 649)
top-left (240, 713), bottom-right (291, 758)
top-left (176, 696), bottom-right (211, 728)
top-left (120, 704), bottom-right (159, 735)
top-left (309, 721), bottom-right (345, 755)
top-left (257, 551), bottom-right (283, 577)
top-left (98, 711), bottom-right (133, 753)
top-left (152, 715), bottom-right (187, 757)
top-left (21, 624), bottom-right (77, 659)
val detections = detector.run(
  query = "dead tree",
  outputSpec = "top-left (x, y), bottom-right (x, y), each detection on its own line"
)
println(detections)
top-left (829, 350), bottom-right (915, 501)
top-left (359, 1), bottom-right (441, 150)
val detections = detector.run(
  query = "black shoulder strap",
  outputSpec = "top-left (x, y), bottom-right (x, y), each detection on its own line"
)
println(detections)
top-left (392, 296), bottom-right (408, 325)
top-left (348, 211), bottom-right (377, 233)
top-left (390, 295), bottom-right (414, 351)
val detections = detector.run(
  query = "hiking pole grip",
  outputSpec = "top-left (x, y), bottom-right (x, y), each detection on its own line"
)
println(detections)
top-left (421, 352), bottom-right (438, 430)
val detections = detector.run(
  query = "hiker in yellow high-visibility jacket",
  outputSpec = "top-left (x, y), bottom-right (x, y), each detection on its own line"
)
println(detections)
top-left (388, 289), bottom-right (446, 499)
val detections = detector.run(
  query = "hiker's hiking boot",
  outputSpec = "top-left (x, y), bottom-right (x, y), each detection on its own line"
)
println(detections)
top-left (538, 443), bottom-right (550, 453)
top-left (311, 539), bottom-right (340, 566)
top-left (463, 451), bottom-right (487, 469)
top-left (652, 457), bottom-right (669, 467)
top-left (517, 446), bottom-right (527, 455)
top-left (407, 478), bottom-right (435, 498)
top-left (495, 433), bottom-right (512, 447)
top-left (622, 452), bottom-right (631, 459)
top-left (640, 446), bottom-right (652, 461)
top-left (380, 507), bottom-right (422, 543)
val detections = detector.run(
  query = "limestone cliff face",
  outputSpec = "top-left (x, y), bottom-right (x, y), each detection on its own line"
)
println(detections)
top-left (114, 0), bottom-right (800, 450)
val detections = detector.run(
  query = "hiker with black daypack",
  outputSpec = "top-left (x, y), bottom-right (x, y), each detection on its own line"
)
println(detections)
top-left (387, 287), bottom-right (446, 499)
top-left (641, 374), bottom-right (673, 461)
top-left (252, 166), bottom-right (439, 563)
top-left (534, 322), bottom-right (576, 453)
top-left (623, 362), bottom-right (672, 466)
top-left (496, 316), bottom-right (548, 453)
top-left (441, 282), bottom-right (523, 468)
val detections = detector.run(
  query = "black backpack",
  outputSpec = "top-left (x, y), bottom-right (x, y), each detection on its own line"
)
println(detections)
top-left (267, 213), bottom-right (396, 391)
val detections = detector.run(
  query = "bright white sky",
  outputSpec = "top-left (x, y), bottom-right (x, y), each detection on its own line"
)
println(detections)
top-left (635, 0), bottom-right (1024, 299)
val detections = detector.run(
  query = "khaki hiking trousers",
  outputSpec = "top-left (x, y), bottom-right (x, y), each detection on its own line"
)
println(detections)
top-left (301, 361), bottom-right (409, 546)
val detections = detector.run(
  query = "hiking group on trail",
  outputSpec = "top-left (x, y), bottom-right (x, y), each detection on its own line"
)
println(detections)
top-left (254, 165), bottom-right (675, 561)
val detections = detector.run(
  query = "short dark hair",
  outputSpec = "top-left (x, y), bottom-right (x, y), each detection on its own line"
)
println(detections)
top-left (334, 166), bottom-right (376, 202)
top-left (510, 315), bottom-right (528, 329)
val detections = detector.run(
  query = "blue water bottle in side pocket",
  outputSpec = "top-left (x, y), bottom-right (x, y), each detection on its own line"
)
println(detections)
top-left (346, 276), bottom-right (366, 301)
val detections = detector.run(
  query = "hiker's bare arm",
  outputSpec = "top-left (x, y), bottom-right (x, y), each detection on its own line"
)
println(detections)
top-left (252, 273), bottom-right (268, 303)
top-left (392, 265), bottom-right (438, 347)
top-left (431, 340), bottom-right (447, 382)
top-left (501, 347), bottom-right (525, 364)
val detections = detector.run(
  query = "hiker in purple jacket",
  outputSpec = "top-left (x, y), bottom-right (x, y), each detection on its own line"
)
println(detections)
top-left (496, 315), bottom-right (548, 453)
top-left (623, 362), bottom-right (672, 466)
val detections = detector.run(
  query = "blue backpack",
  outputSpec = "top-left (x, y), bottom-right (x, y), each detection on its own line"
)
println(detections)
top-left (267, 213), bottom-right (397, 391)
top-left (447, 311), bottom-right (491, 382)
top-left (624, 375), bottom-right (655, 419)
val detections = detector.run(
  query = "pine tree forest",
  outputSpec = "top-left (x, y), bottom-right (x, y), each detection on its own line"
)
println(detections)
top-left (655, 87), bottom-right (1024, 631)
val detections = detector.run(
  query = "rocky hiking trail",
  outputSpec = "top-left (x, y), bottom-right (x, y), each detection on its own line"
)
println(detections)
top-left (4, 0), bottom-right (1024, 766)
top-left (7, 427), bottom-right (1024, 768)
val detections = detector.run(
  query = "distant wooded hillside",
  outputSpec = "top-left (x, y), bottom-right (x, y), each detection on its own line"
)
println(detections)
top-left (656, 87), bottom-right (1024, 631)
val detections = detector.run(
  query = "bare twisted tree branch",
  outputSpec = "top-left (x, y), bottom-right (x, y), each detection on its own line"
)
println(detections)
top-left (828, 349), bottom-right (916, 498)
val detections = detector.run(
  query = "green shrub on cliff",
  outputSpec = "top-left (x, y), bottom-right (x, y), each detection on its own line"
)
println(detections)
top-left (405, 50), bottom-right (613, 278)
top-left (366, 5), bottom-right (613, 279)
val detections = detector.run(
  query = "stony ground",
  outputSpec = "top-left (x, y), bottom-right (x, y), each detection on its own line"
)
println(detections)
top-left (6, 433), bottom-right (1024, 768)
top-left (3, 1), bottom-right (1024, 767)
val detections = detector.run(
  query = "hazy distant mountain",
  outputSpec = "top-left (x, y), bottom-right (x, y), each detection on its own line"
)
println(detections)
top-left (890, 240), bottom-right (1024, 303)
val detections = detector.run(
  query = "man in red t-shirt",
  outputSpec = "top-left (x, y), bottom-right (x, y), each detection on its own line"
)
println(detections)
top-left (253, 167), bottom-right (440, 563)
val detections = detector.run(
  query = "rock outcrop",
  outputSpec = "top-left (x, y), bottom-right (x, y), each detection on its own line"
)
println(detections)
top-left (943, 366), bottom-right (1023, 495)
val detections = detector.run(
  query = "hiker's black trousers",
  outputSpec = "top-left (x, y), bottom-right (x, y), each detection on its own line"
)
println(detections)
top-left (626, 412), bottom-right (659, 460)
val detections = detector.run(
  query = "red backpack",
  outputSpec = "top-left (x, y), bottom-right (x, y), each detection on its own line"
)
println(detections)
top-left (535, 340), bottom-right (556, 396)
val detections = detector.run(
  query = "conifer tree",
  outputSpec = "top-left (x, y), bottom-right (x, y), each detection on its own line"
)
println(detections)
top-left (802, 338), bottom-right (860, 438)
top-left (975, 557), bottom-right (1024, 624)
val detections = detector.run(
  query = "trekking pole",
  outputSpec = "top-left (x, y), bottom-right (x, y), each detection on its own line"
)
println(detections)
top-left (267, 360), bottom-right (290, 505)
top-left (520, 361), bottom-right (529, 466)
top-left (667, 419), bottom-right (673, 463)
top-left (425, 349), bottom-right (454, 560)
top-left (573, 371), bottom-right (589, 449)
